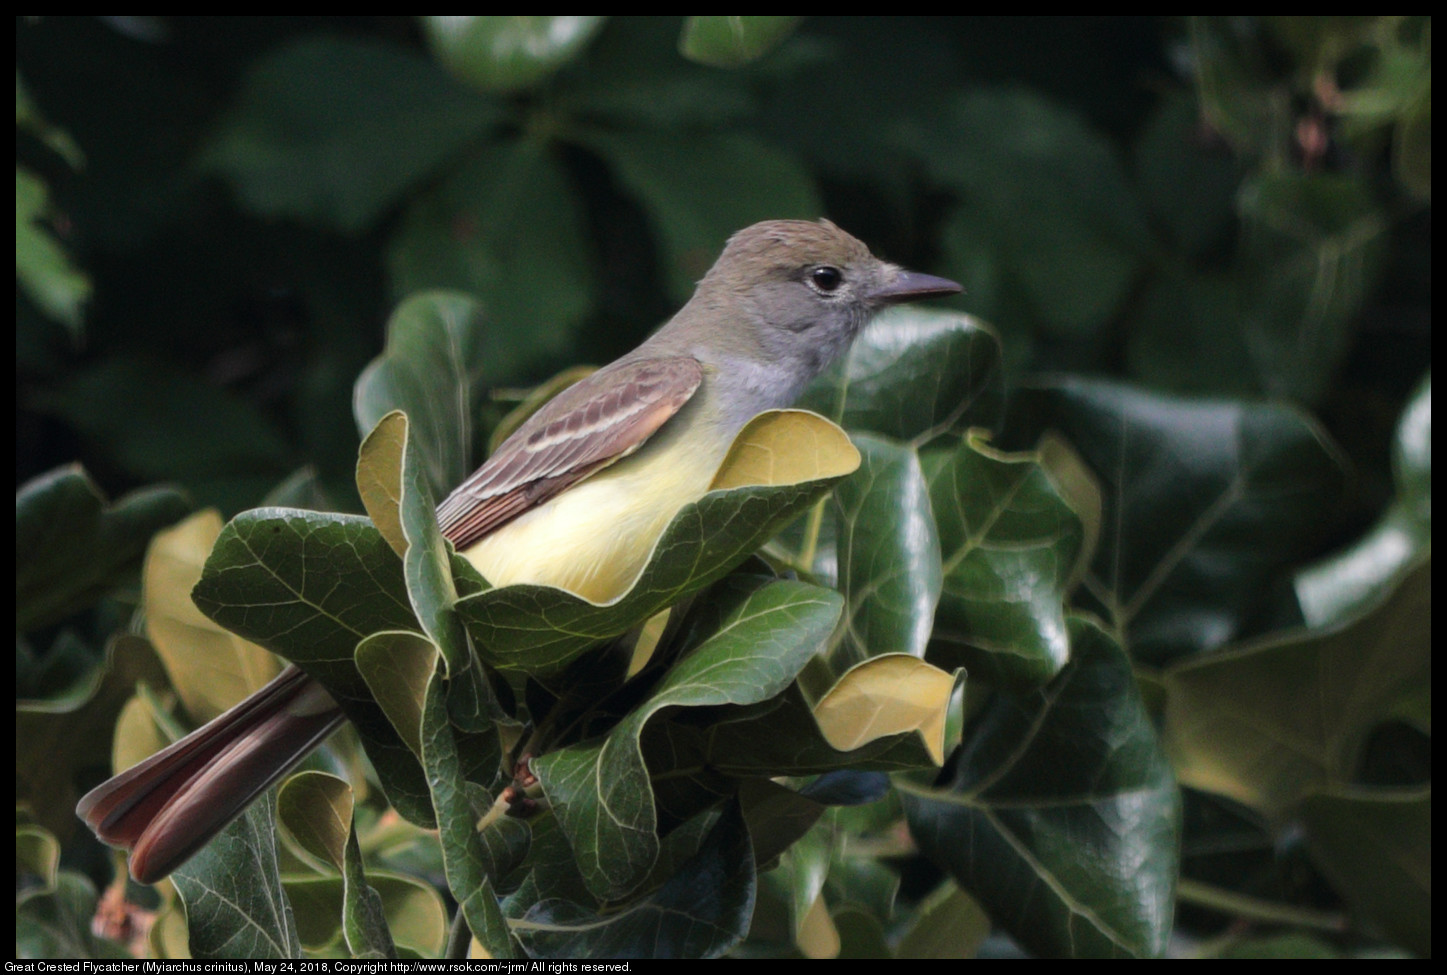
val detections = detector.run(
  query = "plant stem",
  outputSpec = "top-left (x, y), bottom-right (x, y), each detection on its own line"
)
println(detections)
top-left (1176, 878), bottom-right (1349, 933)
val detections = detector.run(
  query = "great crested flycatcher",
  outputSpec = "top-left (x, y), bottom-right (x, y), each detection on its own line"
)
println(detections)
top-left (77, 218), bottom-right (961, 883)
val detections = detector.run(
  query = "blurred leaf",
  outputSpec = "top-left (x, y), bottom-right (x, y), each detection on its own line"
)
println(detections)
top-left (910, 88), bottom-right (1150, 338)
top-left (16, 463), bottom-right (189, 632)
top-left (17, 634), bottom-right (169, 840)
top-left (924, 432), bottom-right (1089, 690)
top-left (511, 801), bottom-right (755, 959)
top-left (144, 510), bottom-right (282, 723)
top-left (1299, 785), bottom-right (1430, 957)
top-left (16, 869), bottom-right (129, 959)
top-left (830, 435), bottom-right (941, 668)
top-left (354, 292), bottom-right (488, 500)
top-left (424, 16), bottom-right (605, 93)
top-left (1296, 372), bottom-right (1429, 627)
top-left (457, 410), bottom-right (859, 678)
top-left (679, 17), bottom-right (803, 67)
top-left (1189, 17), bottom-right (1289, 156)
top-left (278, 772), bottom-right (396, 958)
top-left (1016, 377), bottom-right (1348, 664)
top-left (203, 36), bottom-right (499, 231)
top-left (387, 141), bottom-right (596, 384)
top-left (895, 882), bottom-right (990, 959)
top-left (533, 579), bottom-right (843, 900)
top-left (35, 356), bottom-right (293, 512)
top-left (15, 166), bottom-right (91, 332)
top-left (16, 71), bottom-right (85, 168)
top-left (579, 129), bottom-right (820, 302)
top-left (904, 617), bottom-right (1180, 959)
top-left (171, 790), bottom-right (301, 959)
top-left (1164, 557), bottom-right (1430, 818)
top-left (1133, 92), bottom-right (1241, 259)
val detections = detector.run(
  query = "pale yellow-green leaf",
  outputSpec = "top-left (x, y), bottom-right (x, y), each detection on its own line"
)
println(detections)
top-left (710, 409), bottom-right (861, 490)
top-left (16, 826), bottom-right (60, 886)
top-left (144, 510), bottom-right (281, 722)
top-left (626, 608), bottom-right (673, 679)
top-left (812, 655), bottom-right (956, 766)
top-left (278, 771), bottom-right (354, 872)
top-left (111, 692), bottom-right (170, 777)
top-left (357, 411), bottom-right (409, 558)
top-left (796, 891), bottom-right (841, 959)
top-left (355, 631), bottom-right (438, 760)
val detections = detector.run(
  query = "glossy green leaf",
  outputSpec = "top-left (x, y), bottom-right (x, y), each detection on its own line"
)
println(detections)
top-left (15, 166), bottom-right (91, 331)
top-left (1164, 557), bottom-right (1430, 818)
top-left (1296, 372), bottom-right (1429, 627)
top-left (278, 772), bottom-right (395, 958)
top-left (172, 791), bottom-right (301, 959)
top-left (798, 306), bottom-right (1004, 443)
top-left (456, 410), bottom-right (858, 678)
top-left (354, 293), bottom-right (488, 500)
top-left (903, 617), bottom-right (1180, 958)
top-left (532, 579), bottom-right (843, 900)
top-left (16, 463), bottom-right (189, 632)
top-left (831, 434), bottom-right (941, 667)
top-left (424, 16), bottom-right (605, 93)
top-left (678, 16), bottom-right (802, 67)
top-left (580, 129), bottom-right (820, 302)
top-left (925, 432), bottom-right (1088, 689)
top-left (1018, 377), bottom-right (1348, 664)
top-left (895, 882), bottom-right (990, 959)
top-left (387, 141), bottom-right (596, 384)
top-left (191, 509), bottom-right (433, 826)
top-left (1299, 785), bottom-right (1430, 957)
top-left (202, 37), bottom-right (498, 231)
top-left (511, 801), bottom-right (755, 959)
top-left (284, 871), bottom-right (447, 958)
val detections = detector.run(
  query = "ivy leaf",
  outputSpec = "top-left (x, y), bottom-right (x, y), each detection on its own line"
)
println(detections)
top-left (1163, 557), bottom-right (1430, 818)
top-left (511, 801), bottom-right (755, 959)
top-left (16, 463), bottom-right (189, 632)
top-left (903, 617), bottom-right (1180, 958)
top-left (172, 792), bottom-right (301, 960)
top-left (532, 579), bottom-right (843, 900)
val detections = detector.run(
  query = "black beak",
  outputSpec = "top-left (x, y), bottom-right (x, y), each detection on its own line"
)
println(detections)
top-left (871, 269), bottom-right (963, 304)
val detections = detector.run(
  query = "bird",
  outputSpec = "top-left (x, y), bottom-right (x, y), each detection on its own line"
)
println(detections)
top-left (76, 218), bottom-right (962, 883)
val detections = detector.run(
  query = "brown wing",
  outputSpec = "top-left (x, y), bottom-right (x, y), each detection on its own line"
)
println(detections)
top-left (435, 355), bottom-right (703, 550)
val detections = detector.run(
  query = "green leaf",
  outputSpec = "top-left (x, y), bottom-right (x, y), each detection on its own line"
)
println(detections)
top-left (1163, 557), bottom-right (1430, 818)
top-left (203, 37), bottom-right (498, 232)
top-left (1133, 92), bottom-right (1242, 260)
top-left (1296, 372), bottom-right (1430, 627)
top-left (456, 410), bottom-right (859, 679)
top-left (172, 791), bottom-right (302, 959)
top-left (15, 166), bottom-right (91, 332)
top-left (284, 871), bottom-right (447, 957)
top-left (16, 870), bottom-right (129, 959)
top-left (17, 634), bottom-right (169, 841)
top-left (278, 772), bottom-right (396, 958)
top-left (580, 129), bottom-right (820, 302)
top-left (1017, 377), bottom-right (1348, 664)
top-left (34, 356), bottom-right (293, 512)
top-left (895, 882), bottom-right (991, 959)
top-left (678, 16), bottom-right (803, 67)
top-left (925, 432), bottom-right (1089, 689)
top-left (908, 89), bottom-right (1150, 338)
top-left (386, 141), bottom-right (596, 383)
top-left (418, 656), bottom-right (518, 958)
top-left (903, 617), bottom-right (1180, 958)
top-left (797, 306), bottom-right (1004, 443)
top-left (191, 509), bottom-right (434, 826)
top-left (1299, 785), bottom-right (1430, 957)
top-left (831, 434), bottom-right (942, 668)
top-left (424, 16), bottom-right (605, 93)
top-left (354, 293), bottom-right (489, 500)
top-left (510, 801), bottom-right (755, 959)
top-left (16, 463), bottom-right (189, 632)
top-left (532, 579), bottom-right (844, 900)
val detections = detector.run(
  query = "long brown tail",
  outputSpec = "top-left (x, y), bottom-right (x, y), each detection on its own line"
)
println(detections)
top-left (75, 665), bottom-right (345, 883)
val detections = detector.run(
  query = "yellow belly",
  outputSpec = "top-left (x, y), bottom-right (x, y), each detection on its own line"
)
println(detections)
top-left (459, 434), bottom-right (719, 604)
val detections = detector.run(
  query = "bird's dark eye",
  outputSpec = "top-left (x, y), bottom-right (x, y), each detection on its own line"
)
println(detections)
top-left (809, 266), bottom-right (843, 293)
